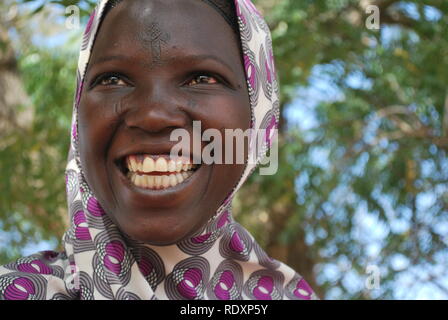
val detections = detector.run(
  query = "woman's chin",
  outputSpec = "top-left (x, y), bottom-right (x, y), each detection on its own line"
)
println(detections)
top-left (117, 216), bottom-right (202, 246)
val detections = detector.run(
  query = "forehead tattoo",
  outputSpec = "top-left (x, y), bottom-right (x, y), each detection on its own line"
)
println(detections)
top-left (139, 21), bottom-right (171, 67)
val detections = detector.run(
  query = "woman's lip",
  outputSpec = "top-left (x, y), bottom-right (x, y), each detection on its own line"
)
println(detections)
top-left (114, 159), bottom-right (207, 204)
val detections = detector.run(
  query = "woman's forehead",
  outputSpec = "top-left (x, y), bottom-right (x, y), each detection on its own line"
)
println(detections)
top-left (90, 0), bottom-right (242, 69)
top-left (101, 0), bottom-right (237, 43)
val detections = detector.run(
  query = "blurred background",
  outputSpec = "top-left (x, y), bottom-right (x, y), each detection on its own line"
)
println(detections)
top-left (1, 0), bottom-right (447, 299)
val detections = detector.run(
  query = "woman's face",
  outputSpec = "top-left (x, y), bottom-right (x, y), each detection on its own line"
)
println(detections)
top-left (78, 0), bottom-right (250, 245)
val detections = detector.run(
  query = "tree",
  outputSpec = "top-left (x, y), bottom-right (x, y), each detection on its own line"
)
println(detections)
top-left (239, 0), bottom-right (448, 299)
top-left (0, 0), bottom-right (78, 263)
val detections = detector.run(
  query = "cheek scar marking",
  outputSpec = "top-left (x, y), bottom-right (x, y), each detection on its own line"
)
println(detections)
top-left (187, 99), bottom-right (198, 109)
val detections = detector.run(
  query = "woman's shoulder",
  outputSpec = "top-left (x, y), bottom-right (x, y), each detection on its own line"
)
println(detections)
top-left (0, 250), bottom-right (70, 300)
top-left (0, 250), bottom-right (69, 276)
top-left (231, 222), bottom-right (319, 300)
top-left (274, 260), bottom-right (320, 300)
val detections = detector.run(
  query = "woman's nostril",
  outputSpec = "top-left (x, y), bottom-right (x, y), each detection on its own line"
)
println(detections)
top-left (124, 107), bottom-right (187, 134)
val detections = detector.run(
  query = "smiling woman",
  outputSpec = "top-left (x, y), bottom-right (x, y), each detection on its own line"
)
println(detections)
top-left (79, 0), bottom-right (251, 246)
top-left (0, 0), bottom-right (318, 300)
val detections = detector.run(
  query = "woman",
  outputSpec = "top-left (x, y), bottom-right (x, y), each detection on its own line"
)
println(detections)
top-left (0, 0), bottom-right (317, 300)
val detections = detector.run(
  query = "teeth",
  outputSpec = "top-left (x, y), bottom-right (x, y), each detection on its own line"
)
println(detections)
top-left (128, 168), bottom-right (196, 190)
top-left (143, 157), bottom-right (155, 173)
top-left (141, 175), bottom-right (148, 188)
top-left (167, 160), bottom-right (176, 172)
top-left (162, 175), bottom-right (170, 188)
top-left (169, 175), bottom-right (177, 187)
top-left (135, 175), bottom-right (144, 187)
top-left (128, 156), bottom-right (138, 172)
top-left (137, 161), bottom-right (143, 172)
top-left (154, 176), bottom-right (162, 189)
top-left (155, 158), bottom-right (168, 172)
top-left (147, 176), bottom-right (154, 188)
top-left (175, 159), bottom-right (183, 172)
top-left (126, 155), bottom-right (198, 173)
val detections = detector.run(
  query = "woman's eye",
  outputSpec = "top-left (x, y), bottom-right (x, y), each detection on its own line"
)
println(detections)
top-left (96, 74), bottom-right (128, 87)
top-left (187, 75), bottom-right (219, 86)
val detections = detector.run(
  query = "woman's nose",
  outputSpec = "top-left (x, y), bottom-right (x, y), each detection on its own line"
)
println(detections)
top-left (124, 84), bottom-right (187, 134)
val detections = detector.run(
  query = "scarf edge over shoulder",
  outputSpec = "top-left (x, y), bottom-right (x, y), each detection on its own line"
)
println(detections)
top-left (0, 0), bottom-right (318, 300)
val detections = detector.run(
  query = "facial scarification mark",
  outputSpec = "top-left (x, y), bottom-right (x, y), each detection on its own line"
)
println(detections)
top-left (142, 22), bottom-right (170, 67)
top-left (113, 101), bottom-right (122, 116)
top-left (187, 99), bottom-right (198, 109)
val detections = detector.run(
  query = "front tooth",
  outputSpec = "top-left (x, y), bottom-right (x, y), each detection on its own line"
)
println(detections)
top-left (155, 158), bottom-right (168, 172)
top-left (162, 175), bottom-right (170, 188)
top-left (135, 175), bottom-right (144, 187)
top-left (154, 176), bottom-right (162, 189)
top-left (142, 175), bottom-right (149, 188)
top-left (169, 174), bottom-right (177, 187)
top-left (147, 175), bottom-right (155, 189)
top-left (176, 173), bottom-right (184, 184)
top-left (131, 173), bottom-right (137, 184)
top-left (137, 160), bottom-right (143, 172)
top-left (167, 160), bottom-right (176, 172)
top-left (143, 157), bottom-right (155, 173)
top-left (175, 159), bottom-right (183, 172)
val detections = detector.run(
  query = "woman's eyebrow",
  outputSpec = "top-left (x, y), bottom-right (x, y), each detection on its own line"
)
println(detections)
top-left (172, 54), bottom-right (236, 74)
top-left (88, 53), bottom-right (236, 75)
top-left (89, 54), bottom-right (130, 67)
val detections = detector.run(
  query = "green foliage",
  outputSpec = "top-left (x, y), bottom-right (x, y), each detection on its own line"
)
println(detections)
top-left (0, 47), bottom-right (78, 262)
top-left (242, 0), bottom-right (448, 299)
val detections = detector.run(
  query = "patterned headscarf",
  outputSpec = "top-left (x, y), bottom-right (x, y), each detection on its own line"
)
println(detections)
top-left (0, 0), bottom-right (317, 300)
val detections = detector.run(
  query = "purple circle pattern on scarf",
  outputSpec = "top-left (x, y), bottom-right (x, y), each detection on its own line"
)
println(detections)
top-left (5, 277), bottom-right (36, 300)
top-left (207, 259), bottom-right (243, 300)
top-left (243, 48), bottom-right (260, 106)
top-left (94, 230), bottom-right (133, 284)
top-left (243, 269), bottom-right (284, 300)
top-left (219, 223), bottom-right (253, 262)
top-left (134, 246), bottom-right (165, 290)
top-left (66, 200), bottom-right (96, 253)
top-left (74, 210), bottom-right (91, 241)
top-left (87, 196), bottom-right (106, 217)
top-left (104, 241), bottom-right (125, 275)
top-left (165, 257), bottom-right (210, 300)
top-left (178, 209), bottom-right (233, 256)
top-left (0, 273), bottom-right (47, 300)
top-left (285, 275), bottom-right (314, 300)
top-left (3, 254), bottom-right (65, 280)
top-left (16, 260), bottom-right (52, 275)
top-left (253, 242), bottom-right (281, 270)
